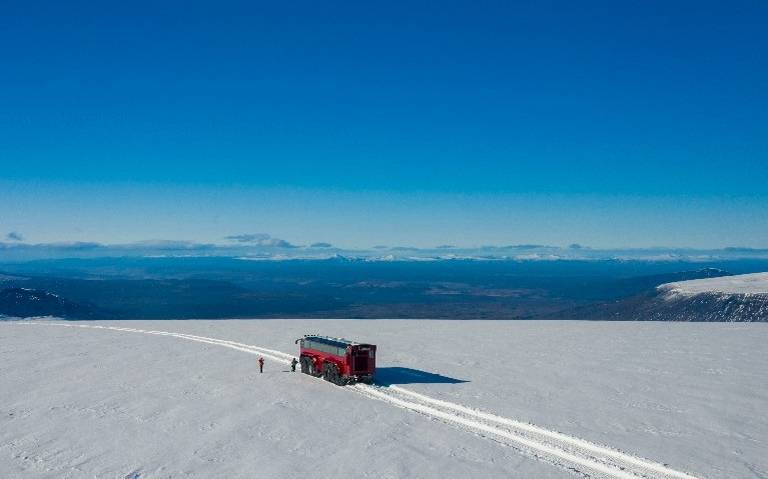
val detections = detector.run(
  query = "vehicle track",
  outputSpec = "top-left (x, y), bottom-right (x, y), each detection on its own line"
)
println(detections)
top-left (13, 322), bottom-right (703, 479)
top-left (352, 384), bottom-right (699, 479)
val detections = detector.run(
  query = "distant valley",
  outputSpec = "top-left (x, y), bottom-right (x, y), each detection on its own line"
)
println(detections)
top-left (2, 257), bottom-right (767, 321)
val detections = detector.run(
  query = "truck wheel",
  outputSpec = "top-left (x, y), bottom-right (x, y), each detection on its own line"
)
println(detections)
top-left (324, 363), bottom-right (341, 385)
top-left (322, 362), bottom-right (333, 382)
top-left (333, 368), bottom-right (342, 385)
top-left (300, 357), bottom-right (309, 374)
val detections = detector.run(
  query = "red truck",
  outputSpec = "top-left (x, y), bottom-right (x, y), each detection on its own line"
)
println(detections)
top-left (296, 335), bottom-right (376, 385)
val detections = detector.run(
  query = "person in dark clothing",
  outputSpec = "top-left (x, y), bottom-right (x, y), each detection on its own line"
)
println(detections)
top-left (258, 357), bottom-right (264, 373)
top-left (291, 358), bottom-right (298, 372)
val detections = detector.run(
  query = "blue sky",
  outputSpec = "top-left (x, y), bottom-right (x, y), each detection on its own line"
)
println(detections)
top-left (1, 1), bottom-right (766, 248)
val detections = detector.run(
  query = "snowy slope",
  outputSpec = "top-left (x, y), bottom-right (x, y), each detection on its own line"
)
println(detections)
top-left (659, 272), bottom-right (768, 295)
top-left (1, 319), bottom-right (767, 478)
top-left (551, 272), bottom-right (768, 322)
top-left (655, 272), bottom-right (768, 321)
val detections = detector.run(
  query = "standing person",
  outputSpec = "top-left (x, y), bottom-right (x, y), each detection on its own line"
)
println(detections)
top-left (258, 356), bottom-right (264, 373)
top-left (291, 357), bottom-right (298, 372)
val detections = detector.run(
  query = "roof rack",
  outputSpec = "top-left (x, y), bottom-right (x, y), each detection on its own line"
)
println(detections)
top-left (303, 334), bottom-right (361, 347)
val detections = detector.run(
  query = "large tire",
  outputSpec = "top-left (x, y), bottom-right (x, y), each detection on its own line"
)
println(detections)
top-left (300, 356), bottom-right (309, 374)
top-left (323, 362), bottom-right (343, 385)
top-left (322, 362), bottom-right (333, 382)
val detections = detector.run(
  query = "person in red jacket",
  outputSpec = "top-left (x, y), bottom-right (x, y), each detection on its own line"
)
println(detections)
top-left (258, 357), bottom-right (264, 373)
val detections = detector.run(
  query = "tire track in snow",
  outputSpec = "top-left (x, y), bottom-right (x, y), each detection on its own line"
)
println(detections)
top-left (375, 385), bottom-right (700, 479)
top-left (352, 384), bottom-right (699, 479)
top-left (352, 384), bottom-right (638, 479)
top-left (13, 322), bottom-right (702, 479)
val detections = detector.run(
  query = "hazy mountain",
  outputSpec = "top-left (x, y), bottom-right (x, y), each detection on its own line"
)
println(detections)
top-left (0, 288), bottom-right (100, 319)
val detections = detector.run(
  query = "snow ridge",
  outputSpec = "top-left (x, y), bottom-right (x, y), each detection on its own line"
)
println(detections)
top-left (654, 272), bottom-right (768, 322)
top-left (659, 272), bottom-right (768, 296)
top-left (14, 322), bottom-right (701, 479)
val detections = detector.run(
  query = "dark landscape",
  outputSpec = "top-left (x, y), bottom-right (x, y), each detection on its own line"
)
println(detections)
top-left (3, 257), bottom-right (768, 320)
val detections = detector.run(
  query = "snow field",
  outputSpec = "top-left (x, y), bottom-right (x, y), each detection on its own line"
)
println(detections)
top-left (12, 322), bottom-right (701, 479)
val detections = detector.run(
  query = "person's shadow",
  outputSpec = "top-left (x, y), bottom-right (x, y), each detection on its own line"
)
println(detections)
top-left (374, 367), bottom-right (468, 386)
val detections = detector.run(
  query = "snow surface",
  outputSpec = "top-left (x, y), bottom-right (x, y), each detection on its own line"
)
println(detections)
top-left (1, 319), bottom-right (767, 478)
top-left (659, 272), bottom-right (768, 295)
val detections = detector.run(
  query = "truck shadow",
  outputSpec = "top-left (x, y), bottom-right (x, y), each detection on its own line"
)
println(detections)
top-left (374, 367), bottom-right (469, 386)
